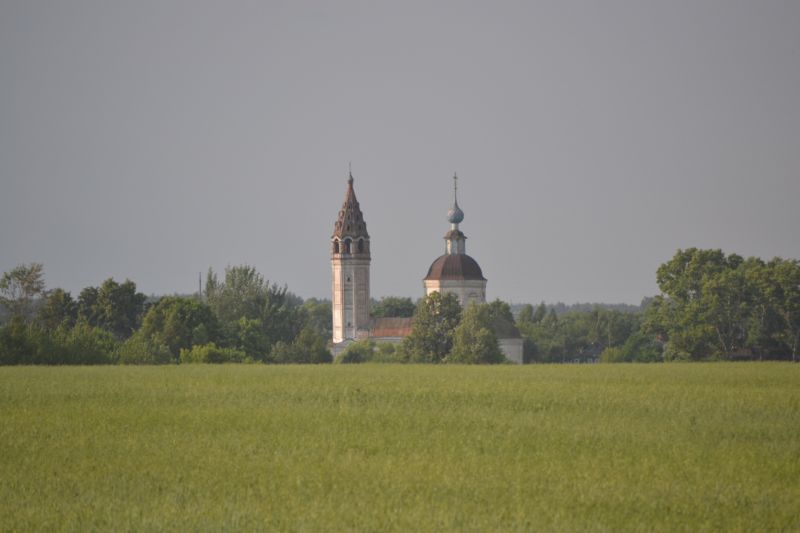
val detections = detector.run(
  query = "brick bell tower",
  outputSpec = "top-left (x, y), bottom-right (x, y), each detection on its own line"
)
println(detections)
top-left (331, 171), bottom-right (371, 344)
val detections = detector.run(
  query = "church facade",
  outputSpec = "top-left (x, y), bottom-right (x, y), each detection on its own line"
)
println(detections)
top-left (330, 172), bottom-right (522, 363)
top-left (423, 175), bottom-right (487, 307)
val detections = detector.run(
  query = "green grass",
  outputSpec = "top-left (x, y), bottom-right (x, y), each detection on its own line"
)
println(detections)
top-left (1, 364), bottom-right (799, 531)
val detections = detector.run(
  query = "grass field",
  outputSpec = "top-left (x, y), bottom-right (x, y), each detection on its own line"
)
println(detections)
top-left (1, 364), bottom-right (799, 531)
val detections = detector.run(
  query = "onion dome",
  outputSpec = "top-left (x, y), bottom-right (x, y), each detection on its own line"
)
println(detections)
top-left (424, 254), bottom-right (486, 281)
top-left (447, 173), bottom-right (464, 224)
top-left (447, 201), bottom-right (464, 225)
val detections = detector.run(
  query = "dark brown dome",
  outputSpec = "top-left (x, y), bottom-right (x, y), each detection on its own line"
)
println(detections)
top-left (424, 254), bottom-right (486, 281)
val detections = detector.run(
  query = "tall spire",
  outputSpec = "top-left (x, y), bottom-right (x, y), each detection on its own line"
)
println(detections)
top-left (444, 173), bottom-right (466, 255)
top-left (332, 171), bottom-right (368, 239)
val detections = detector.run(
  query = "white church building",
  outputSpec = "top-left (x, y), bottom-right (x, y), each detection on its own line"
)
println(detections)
top-left (330, 172), bottom-right (523, 364)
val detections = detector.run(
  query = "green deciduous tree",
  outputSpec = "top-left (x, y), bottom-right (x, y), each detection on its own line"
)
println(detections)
top-left (37, 288), bottom-right (78, 330)
top-left (517, 304), bottom-right (534, 325)
top-left (140, 296), bottom-right (220, 359)
top-left (78, 278), bottom-right (146, 339)
top-left (371, 297), bottom-right (416, 318)
top-left (645, 248), bottom-right (800, 360)
top-left (448, 303), bottom-right (505, 364)
top-left (115, 332), bottom-right (173, 365)
top-left (54, 322), bottom-right (118, 365)
top-left (205, 266), bottom-right (303, 358)
top-left (270, 326), bottom-right (332, 364)
top-left (0, 263), bottom-right (47, 322)
top-left (645, 249), bottom-right (744, 359)
top-left (533, 302), bottom-right (548, 323)
top-left (761, 258), bottom-right (800, 361)
top-left (300, 298), bottom-right (333, 340)
top-left (403, 292), bottom-right (462, 363)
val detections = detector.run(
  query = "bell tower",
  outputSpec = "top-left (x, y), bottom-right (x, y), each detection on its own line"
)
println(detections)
top-left (331, 172), bottom-right (371, 344)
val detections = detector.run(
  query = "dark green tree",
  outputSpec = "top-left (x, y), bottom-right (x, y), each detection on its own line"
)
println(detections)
top-left (448, 303), bottom-right (504, 364)
top-left (272, 326), bottom-right (332, 364)
top-left (403, 292), bottom-right (462, 363)
top-left (205, 266), bottom-right (303, 358)
top-left (37, 288), bottom-right (78, 330)
top-left (643, 248), bottom-right (799, 360)
top-left (78, 278), bottom-right (146, 339)
top-left (140, 296), bottom-right (220, 359)
top-left (761, 258), bottom-right (800, 361)
top-left (533, 302), bottom-right (548, 323)
top-left (77, 286), bottom-right (101, 326)
top-left (517, 304), bottom-right (534, 325)
top-left (371, 297), bottom-right (416, 318)
top-left (300, 298), bottom-right (333, 340)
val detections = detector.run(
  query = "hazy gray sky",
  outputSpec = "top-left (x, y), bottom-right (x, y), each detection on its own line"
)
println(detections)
top-left (1, 1), bottom-right (798, 304)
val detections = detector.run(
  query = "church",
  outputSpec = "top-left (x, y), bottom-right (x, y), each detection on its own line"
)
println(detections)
top-left (330, 172), bottom-right (523, 363)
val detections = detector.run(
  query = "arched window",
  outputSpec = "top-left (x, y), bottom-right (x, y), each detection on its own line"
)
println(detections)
top-left (344, 239), bottom-right (351, 254)
top-left (332, 240), bottom-right (339, 254)
top-left (358, 239), bottom-right (364, 253)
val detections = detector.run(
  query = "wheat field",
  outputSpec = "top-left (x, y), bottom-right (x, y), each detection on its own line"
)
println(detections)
top-left (1, 363), bottom-right (798, 531)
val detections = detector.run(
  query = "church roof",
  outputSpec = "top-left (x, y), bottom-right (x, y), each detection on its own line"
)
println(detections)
top-left (370, 317), bottom-right (413, 338)
top-left (332, 175), bottom-right (369, 239)
top-left (424, 254), bottom-right (486, 281)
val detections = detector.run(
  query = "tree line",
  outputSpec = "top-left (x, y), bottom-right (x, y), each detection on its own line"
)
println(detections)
top-left (1, 248), bottom-right (798, 364)
top-left (0, 265), bottom-right (333, 365)
top-left (516, 248), bottom-right (799, 363)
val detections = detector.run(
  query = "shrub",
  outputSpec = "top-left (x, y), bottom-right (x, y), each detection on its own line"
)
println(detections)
top-left (116, 332), bottom-right (173, 365)
top-left (56, 322), bottom-right (118, 365)
top-left (371, 342), bottom-right (408, 363)
top-left (599, 346), bottom-right (625, 363)
top-left (179, 343), bottom-right (247, 364)
top-left (335, 340), bottom-right (375, 364)
top-left (294, 327), bottom-right (333, 364)
top-left (271, 327), bottom-right (332, 364)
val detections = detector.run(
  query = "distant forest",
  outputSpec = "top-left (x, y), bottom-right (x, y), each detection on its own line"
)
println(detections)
top-left (1, 248), bottom-right (798, 364)
top-left (509, 301), bottom-right (646, 316)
